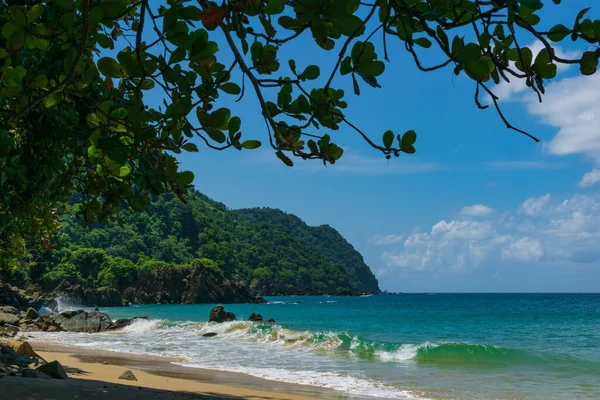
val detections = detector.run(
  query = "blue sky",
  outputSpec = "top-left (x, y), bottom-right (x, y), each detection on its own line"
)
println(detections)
top-left (150, 1), bottom-right (600, 292)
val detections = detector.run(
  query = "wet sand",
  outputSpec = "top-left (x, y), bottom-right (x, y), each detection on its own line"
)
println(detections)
top-left (2, 342), bottom-right (352, 400)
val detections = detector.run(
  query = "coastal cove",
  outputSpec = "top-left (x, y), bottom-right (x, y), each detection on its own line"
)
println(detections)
top-left (23, 294), bottom-right (600, 399)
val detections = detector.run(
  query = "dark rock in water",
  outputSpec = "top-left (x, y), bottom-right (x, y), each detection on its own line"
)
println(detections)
top-left (248, 313), bottom-right (263, 322)
top-left (109, 317), bottom-right (148, 331)
top-left (0, 311), bottom-right (20, 326)
top-left (295, 301), bottom-right (303, 304)
top-left (208, 305), bottom-right (236, 323)
top-left (255, 296), bottom-right (268, 304)
top-left (52, 310), bottom-right (112, 333)
top-left (25, 307), bottom-right (39, 320)
top-left (265, 318), bottom-right (276, 324)
top-left (202, 332), bottom-right (217, 337)
top-left (118, 370), bottom-right (138, 381)
top-left (36, 360), bottom-right (68, 379)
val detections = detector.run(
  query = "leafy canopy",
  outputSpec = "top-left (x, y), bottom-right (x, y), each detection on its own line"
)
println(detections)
top-left (1, 0), bottom-right (599, 266)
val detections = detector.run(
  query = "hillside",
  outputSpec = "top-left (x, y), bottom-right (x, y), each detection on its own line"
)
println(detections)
top-left (33, 192), bottom-right (379, 299)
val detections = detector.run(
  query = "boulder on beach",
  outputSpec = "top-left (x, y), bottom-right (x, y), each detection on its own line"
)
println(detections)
top-left (36, 360), bottom-right (68, 379)
top-left (0, 343), bottom-right (35, 368)
top-left (265, 318), bottom-right (276, 324)
top-left (118, 369), bottom-right (138, 381)
top-left (0, 311), bottom-right (20, 326)
top-left (0, 306), bottom-right (19, 314)
top-left (3, 339), bottom-right (40, 359)
top-left (25, 308), bottom-right (39, 320)
top-left (208, 305), bottom-right (236, 323)
top-left (248, 313), bottom-right (264, 322)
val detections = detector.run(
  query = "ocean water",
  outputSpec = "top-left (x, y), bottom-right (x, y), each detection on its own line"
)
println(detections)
top-left (33, 294), bottom-right (600, 399)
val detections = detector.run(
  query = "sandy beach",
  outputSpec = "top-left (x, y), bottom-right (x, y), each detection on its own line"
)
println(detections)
top-left (1, 342), bottom-right (349, 400)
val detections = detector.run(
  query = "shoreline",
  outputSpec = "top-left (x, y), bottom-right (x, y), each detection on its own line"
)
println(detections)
top-left (8, 341), bottom-right (353, 400)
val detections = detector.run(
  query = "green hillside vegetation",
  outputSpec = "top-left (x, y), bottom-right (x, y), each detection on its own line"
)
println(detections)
top-left (34, 192), bottom-right (379, 296)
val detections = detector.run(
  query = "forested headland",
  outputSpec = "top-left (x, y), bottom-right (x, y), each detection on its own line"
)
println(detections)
top-left (15, 192), bottom-right (379, 304)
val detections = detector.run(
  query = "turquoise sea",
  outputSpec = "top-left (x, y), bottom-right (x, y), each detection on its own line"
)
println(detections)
top-left (35, 294), bottom-right (600, 399)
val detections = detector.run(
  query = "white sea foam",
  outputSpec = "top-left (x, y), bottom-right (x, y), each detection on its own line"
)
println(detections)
top-left (29, 319), bottom-right (428, 399)
top-left (174, 363), bottom-right (421, 399)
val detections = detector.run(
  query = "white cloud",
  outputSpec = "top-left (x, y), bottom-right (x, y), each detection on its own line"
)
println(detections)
top-left (490, 42), bottom-right (600, 187)
top-left (519, 193), bottom-right (551, 216)
top-left (580, 168), bottom-right (600, 188)
top-left (527, 73), bottom-right (600, 164)
top-left (502, 237), bottom-right (543, 262)
top-left (368, 234), bottom-right (404, 245)
top-left (379, 192), bottom-right (600, 273)
top-left (459, 204), bottom-right (494, 217)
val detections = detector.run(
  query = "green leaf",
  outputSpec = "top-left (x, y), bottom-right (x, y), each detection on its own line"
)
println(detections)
top-left (28, 4), bottom-right (45, 23)
top-left (401, 130), bottom-right (417, 146)
top-left (340, 57), bottom-right (353, 75)
top-left (118, 166), bottom-right (131, 177)
top-left (205, 128), bottom-right (226, 143)
top-left (401, 144), bottom-right (416, 154)
top-left (580, 51), bottom-right (598, 75)
top-left (168, 47), bottom-right (186, 64)
top-left (182, 6), bottom-right (203, 21)
top-left (9, 6), bottom-right (27, 27)
top-left (228, 116), bottom-right (241, 134)
top-left (44, 91), bottom-right (62, 108)
top-left (264, 0), bottom-right (285, 15)
top-left (414, 37), bottom-right (432, 48)
top-left (241, 140), bottom-right (261, 149)
top-left (519, 0), bottom-right (544, 11)
top-left (7, 30), bottom-right (25, 52)
top-left (352, 73), bottom-right (360, 95)
top-left (361, 61), bottom-right (385, 76)
top-left (548, 24), bottom-right (570, 42)
top-left (382, 130), bottom-right (394, 149)
top-left (97, 57), bottom-right (122, 78)
top-left (2, 22), bottom-right (21, 40)
top-left (276, 150), bottom-right (293, 166)
top-left (208, 108), bottom-right (230, 129)
top-left (220, 82), bottom-right (241, 95)
top-left (177, 171), bottom-right (195, 186)
top-left (86, 113), bottom-right (102, 128)
top-left (88, 7), bottom-right (104, 26)
top-left (182, 143), bottom-right (199, 152)
top-left (301, 65), bottom-right (320, 80)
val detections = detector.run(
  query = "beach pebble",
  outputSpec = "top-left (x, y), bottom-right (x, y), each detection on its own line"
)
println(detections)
top-left (118, 370), bottom-right (138, 381)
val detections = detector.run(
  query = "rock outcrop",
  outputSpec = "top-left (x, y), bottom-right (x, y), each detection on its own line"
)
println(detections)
top-left (248, 313), bottom-right (263, 322)
top-left (208, 305), bottom-right (236, 323)
top-left (51, 310), bottom-right (112, 333)
top-left (36, 360), bottom-right (68, 379)
top-left (3, 340), bottom-right (41, 359)
top-left (0, 311), bottom-right (20, 326)
top-left (120, 266), bottom-right (263, 305)
top-left (18, 310), bottom-right (145, 333)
